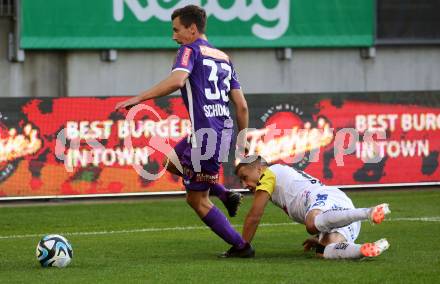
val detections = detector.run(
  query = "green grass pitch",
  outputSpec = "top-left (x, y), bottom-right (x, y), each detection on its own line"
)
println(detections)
top-left (0, 189), bottom-right (439, 283)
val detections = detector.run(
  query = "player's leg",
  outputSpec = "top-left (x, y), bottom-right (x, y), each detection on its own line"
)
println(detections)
top-left (163, 158), bottom-right (182, 177)
top-left (186, 190), bottom-right (253, 257)
top-left (209, 183), bottom-right (243, 217)
top-left (209, 183), bottom-right (229, 201)
top-left (318, 235), bottom-right (389, 259)
top-left (209, 124), bottom-right (233, 203)
top-left (306, 208), bottom-right (370, 235)
top-left (186, 190), bottom-right (241, 242)
top-left (315, 232), bottom-right (361, 259)
top-left (315, 224), bottom-right (389, 259)
top-left (186, 190), bottom-right (214, 217)
top-left (315, 222), bottom-right (364, 259)
top-left (163, 137), bottom-right (189, 177)
top-left (166, 137), bottom-right (242, 216)
top-left (316, 232), bottom-right (362, 259)
top-left (200, 134), bottom-right (243, 217)
top-left (311, 204), bottom-right (390, 233)
top-left (304, 189), bottom-right (390, 234)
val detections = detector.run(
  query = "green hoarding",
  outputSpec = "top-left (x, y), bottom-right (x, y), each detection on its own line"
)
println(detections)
top-left (20, 0), bottom-right (374, 49)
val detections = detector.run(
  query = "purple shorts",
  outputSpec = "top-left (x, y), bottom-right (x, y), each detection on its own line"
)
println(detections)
top-left (174, 136), bottom-right (225, 191)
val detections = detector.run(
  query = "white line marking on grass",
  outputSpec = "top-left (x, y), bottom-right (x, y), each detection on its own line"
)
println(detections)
top-left (0, 223), bottom-right (297, 240)
top-left (389, 217), bottom-right (440, 222)
top-left (1, 217), bottom-right (439, 240)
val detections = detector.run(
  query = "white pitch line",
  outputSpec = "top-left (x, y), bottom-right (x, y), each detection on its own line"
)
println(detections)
top-left (0, 217), bottom-right (439, 240)
top-left (389, 217), bottom-right (440, 222)
top-left (0, 223), bottom-right (297, 240)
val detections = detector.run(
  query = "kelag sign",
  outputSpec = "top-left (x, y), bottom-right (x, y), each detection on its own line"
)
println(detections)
top-left (0, 93), bottom-right (439, 199)
top-left (20, 0), bottom-right (373, 49)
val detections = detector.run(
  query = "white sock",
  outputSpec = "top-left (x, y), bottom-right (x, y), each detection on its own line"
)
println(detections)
top-left (323, 243), bottom-right (362, 259)
top-left (314, 208), bottom-right (369, 232)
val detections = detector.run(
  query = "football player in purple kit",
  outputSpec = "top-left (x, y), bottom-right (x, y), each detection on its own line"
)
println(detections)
top-left (115, 5), bottom-right (254, 258)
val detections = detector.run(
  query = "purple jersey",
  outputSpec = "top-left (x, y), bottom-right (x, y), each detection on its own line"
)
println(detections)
top-left (172, 38), bottom-right (240, 148)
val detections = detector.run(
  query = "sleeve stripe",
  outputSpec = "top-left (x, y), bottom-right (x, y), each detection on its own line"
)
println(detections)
top-left (172, 68), bottom-right (191, 73)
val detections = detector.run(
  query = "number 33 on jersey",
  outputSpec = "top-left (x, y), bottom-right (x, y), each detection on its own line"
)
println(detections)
top-left (172, 38), bottom-right (240, 139)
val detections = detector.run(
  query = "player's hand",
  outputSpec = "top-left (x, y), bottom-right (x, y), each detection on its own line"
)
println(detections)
top-left (302, 236), bottom-right (320, 252)
top-left (115, 97), bottom-right (140, 111)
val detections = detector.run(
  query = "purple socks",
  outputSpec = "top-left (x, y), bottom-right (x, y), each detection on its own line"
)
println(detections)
top-left (202, 206), bottom-right (246, 249)
top-left (209, 183), bottom-right (229, 202)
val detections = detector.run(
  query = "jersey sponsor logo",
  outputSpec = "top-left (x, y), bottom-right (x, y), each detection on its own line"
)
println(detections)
top-left (200, 46), bottom-right (229, 62)
top-left (311, 194), bottom-right (328, 207)
top-left (316, 194), bottom-right (328, 201)
top-left (311, 201), bottom-right (325, 207)
top-left (203, 104), bottom-right (230, 118)
top-left (181, 47), bottom-right (192, 67)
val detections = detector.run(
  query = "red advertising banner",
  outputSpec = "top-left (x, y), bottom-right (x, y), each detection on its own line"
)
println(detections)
top-left (0, 93), bottom-right (439, 199)
top-left (0, 97), bottom-right (193, 198)
top-left (243, 96), bottom-right (440, 187)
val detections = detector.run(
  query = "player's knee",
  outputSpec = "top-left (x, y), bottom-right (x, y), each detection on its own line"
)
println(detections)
top-left (186, 194), bottom-right (212, 217)
top-left (186, 194), bottom-right (205, 210)
top-left (186, 195), bottom-right (198, 209)
top-left (305, 210), bottom-right (321, 234)
top-left (305, 222), bottom-right (319, 235)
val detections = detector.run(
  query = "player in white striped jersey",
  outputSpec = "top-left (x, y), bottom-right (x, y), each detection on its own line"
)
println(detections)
top-left (235, 155), bottom-right (391, 259)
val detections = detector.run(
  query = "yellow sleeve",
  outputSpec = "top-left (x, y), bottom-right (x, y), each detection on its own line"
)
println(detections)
top-left (256, 168), bottom-right (276, 196)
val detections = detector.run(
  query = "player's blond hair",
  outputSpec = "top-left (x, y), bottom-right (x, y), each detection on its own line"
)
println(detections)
top-left (234, 155), bottom-right (268, 175)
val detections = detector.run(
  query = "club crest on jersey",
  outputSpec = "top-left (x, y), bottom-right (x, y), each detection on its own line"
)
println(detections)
top-left (181, 47), bottom-right (192, 67)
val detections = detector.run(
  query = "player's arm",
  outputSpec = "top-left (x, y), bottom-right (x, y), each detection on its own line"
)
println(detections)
top-left (242, 190), bottom-right (270, 243)
top-left (230, 88), bottom-right (248, 132)
top-left (242, 168), bottom-right (275, 242)
top-left (302, 235), bottom-right (320, 252)
top-left (115, 70), bottom-right (189, 111)
top-left (230, 88), bottom-right (249, 151)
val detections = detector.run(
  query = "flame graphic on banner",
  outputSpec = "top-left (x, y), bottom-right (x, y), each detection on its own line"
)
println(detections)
top-left (0, 124), bottom-right (42, 163)
top-left (247, 116), bottom-right (334, 163)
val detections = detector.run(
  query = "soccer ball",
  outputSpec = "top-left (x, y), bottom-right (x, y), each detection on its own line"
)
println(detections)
top-left (36, 234), bottom-right (73, 268)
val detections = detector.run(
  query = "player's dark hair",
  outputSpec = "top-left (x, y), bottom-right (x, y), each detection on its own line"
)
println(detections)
top-left (171, 5), bottom-right (207, 34)
top-left (234, 155), bottom-right (268, 175)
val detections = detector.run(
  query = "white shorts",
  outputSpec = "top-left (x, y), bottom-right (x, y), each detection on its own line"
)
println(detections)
top-left (306, 187), bottom-right (361, 243)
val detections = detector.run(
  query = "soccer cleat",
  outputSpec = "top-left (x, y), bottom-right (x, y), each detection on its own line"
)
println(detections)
top-left (368, 203), bottom-right (391, 224)
top-left (219, 243), bottom-right (255, 258)
top-left (222, 191), bottom-right (243, 217)
top-left (360, 238), bottom-right (390, 258)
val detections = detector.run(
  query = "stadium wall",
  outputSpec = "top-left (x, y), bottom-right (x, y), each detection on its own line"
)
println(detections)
top-left (1, 19), bottom-right (440, 98)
